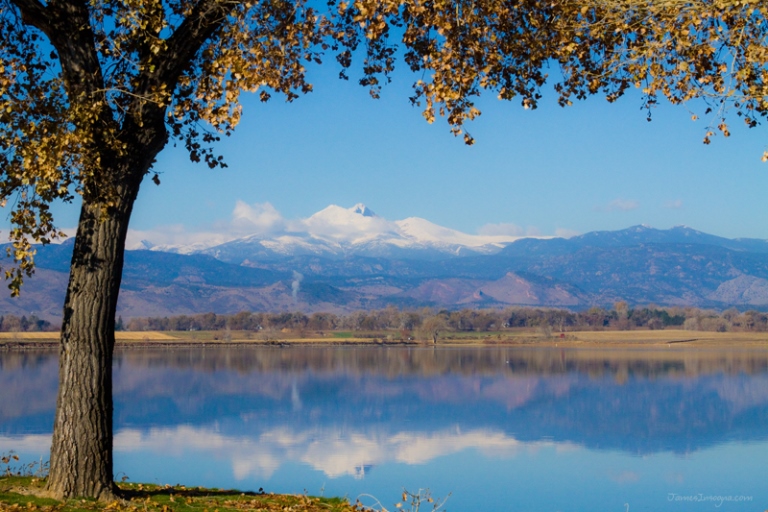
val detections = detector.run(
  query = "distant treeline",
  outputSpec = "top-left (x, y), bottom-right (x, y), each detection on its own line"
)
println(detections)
top-left (121, 304), bottom-right (768, 333)
top-left (0, 314), bottom-right (56, 332)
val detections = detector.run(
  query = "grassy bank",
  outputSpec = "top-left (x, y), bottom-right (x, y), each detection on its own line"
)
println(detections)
top-left (0, 477), bottom-right (358, 511)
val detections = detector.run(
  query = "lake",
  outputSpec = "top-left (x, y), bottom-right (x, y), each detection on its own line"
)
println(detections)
top-left (2, 344), bottom-right (768, 511)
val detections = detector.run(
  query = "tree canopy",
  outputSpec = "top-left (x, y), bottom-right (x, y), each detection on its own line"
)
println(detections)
top-left (3, 0), bottom-right (766, 290)
top-left (560, 0), bottom-right (768, 144)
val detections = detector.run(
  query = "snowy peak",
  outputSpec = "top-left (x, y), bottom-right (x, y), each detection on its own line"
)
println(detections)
top-left (351, 203), bottom-right (376, 217)
top-left (306, 203), bottom-right (378, 225)
top-left (397, 217), bottom-right (526, 248)
top-left (397, 217), bottom-right (463, 243)
top-left (128, 240), bottom-right (155, 251)
top-left (307, 204), bottom-right (375, 224)
top-left (187, 203), bottom-right (528, 263)
top-left (304, 204), bottom-right (397, 244)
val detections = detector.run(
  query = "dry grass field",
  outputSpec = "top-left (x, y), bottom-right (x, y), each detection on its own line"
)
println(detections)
top-left (0, 332), bottom-right (59, 340)
top-left (567, 329), bottom-right (768, 346)
top-left (0, 331), bottom-right (180, 342)
top-left (1, 328), bottom-right (766, 347)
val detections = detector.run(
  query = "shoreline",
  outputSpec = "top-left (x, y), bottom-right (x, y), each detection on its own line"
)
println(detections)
top-left (1, 329), bottom-right (767, 350)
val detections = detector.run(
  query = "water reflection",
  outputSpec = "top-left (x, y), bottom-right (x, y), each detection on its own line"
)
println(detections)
top-left (109, 424), bottom-right (560, 480)
top-left (3, 345), bottom-right (768, 511)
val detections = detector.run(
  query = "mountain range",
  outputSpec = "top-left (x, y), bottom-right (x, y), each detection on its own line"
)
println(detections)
top-left (129, 203), bottom-right (524, 260)
top-left (2, 204), bottom-right (768, 320)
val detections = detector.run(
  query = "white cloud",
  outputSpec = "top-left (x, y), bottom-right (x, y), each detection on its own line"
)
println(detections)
top-left (125, 201), bottom-right (289, 250)
top-left (231, 201), bottom-right (286, 234)
top-left (126, 224), bottom-right (232, 250)
top-left (477, 223), bottom-right (543, 237)
top-left (664, 199), bottom-right (683, 210)
top-left (478, 223), bottom-right (524, 236)
top-left (554, 228), bottom-right (580, 238)
top-left (300, 204), bottom-right (399, 243)
top-left (599, 199), bottom-right (640, 212)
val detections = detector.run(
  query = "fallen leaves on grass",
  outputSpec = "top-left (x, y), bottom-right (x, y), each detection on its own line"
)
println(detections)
top-left (1, 479), bottom-right (359, 512)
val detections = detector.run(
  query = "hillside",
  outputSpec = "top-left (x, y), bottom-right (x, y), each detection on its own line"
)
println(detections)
top-left (1, 224), bottom-right (767, 320)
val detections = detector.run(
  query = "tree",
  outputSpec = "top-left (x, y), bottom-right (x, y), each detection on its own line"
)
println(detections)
top-left (2, 0), bottom-right (767, 501)
top-left (419, 314), bottom-right (447, 344)
top-left (1, 0), bottom-right (342, 499)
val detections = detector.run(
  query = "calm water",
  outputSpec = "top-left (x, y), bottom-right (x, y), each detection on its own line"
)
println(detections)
top-left (2, 345), bottom-right (768, 511)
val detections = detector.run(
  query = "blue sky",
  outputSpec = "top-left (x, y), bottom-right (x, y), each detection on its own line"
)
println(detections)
top-left (45, 60), bottom-right (768, 243)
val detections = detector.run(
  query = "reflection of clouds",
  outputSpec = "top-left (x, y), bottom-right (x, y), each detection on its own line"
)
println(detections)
top-left (478, 377), bottom-right (540, 410)
top-left (554, 444), bottom-right (581, 454)
top-left (608, 470), bottom-right (640, 484)
top-left (295, 433), bottom-right (385, 478)
top-left (664, 471), bottom-right (685, 485)
top-left (115, 426), bottom-right (281, 479)
top-left (262, 427), bottom-right (545, 477)
top-left (707, 375), bottom-right (768, 414)
top-left (387, 430), bottom-right (523, 464)
top-left (0, 434), bottom-right (51, 453)
top-left (108, 425), bottom-right (577, 481)
top-left (231, 454), bottom-right (281, 480)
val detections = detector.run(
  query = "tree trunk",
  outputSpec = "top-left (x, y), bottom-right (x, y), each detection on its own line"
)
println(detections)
top-left (45, 188), bottom-right (138, 500)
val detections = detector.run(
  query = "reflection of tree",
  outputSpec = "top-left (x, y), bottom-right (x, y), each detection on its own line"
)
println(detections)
top-left (0, 346), bottom-right (768, 386)
top-left (4, 346), bottom-right (768, 378)
top-left (112, 346), bottom-right (768, 379)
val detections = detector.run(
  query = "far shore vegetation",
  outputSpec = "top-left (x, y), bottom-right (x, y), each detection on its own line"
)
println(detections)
top-left (1, 305), bottom-right (766, 346)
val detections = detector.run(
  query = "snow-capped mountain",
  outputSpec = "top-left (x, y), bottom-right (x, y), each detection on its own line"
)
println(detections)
top-left (128, 239), bottom-right (220, 255)
top-left (138, 203), bottom-right (528, 263)
top-left (11, 222), bottom-right (768, 321)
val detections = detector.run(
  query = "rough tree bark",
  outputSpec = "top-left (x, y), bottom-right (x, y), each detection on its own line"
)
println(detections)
top-left (40, 68), bottom-right (179, 493)
top-left (46, 197), bottom-right (135, 500)
top-left (44, 139), bottom-right (164, 499)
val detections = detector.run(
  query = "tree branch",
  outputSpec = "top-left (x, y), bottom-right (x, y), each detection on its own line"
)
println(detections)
top-left (150, 0), bottom-right (230, 94)
top-left (7, 0), bottom-right (53, 37)
top-left (125, 0), bottom-right (229, 144)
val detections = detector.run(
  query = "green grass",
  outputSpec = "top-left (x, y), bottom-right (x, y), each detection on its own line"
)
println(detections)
top-left (0, 477), bottom-right (358, 512)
